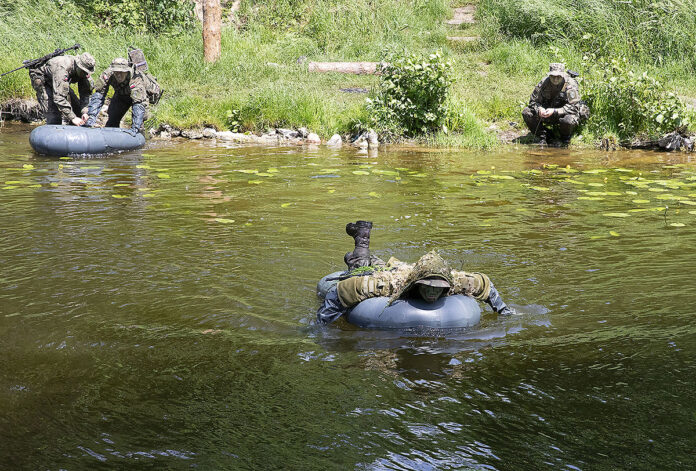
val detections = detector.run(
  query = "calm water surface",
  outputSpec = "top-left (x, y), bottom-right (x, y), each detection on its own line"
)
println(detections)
top-left (1, 123), bottom-right (695, 470)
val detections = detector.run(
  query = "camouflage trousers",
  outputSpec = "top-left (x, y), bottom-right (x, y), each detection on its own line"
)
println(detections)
top-left (29, 70), bottom-right (82, 125)
top-left (522, 107), bottom-right (583, 140)
top-left (104, 95), bottom-right (149, 128)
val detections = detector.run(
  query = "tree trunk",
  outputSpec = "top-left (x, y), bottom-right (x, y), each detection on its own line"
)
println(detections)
top-left (203, 0), bottom-right (222, 63)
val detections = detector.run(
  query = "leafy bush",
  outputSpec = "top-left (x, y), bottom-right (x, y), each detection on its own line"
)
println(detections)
top-left (66, 0), bottom-right (195, 33)
top-left (366, 51), bottom-right (453, 137)
top-left (582, 56), bottom-right (692, 141)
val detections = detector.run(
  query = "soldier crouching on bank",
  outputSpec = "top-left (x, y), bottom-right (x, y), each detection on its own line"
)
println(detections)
top-left (317, 221), bottom-right (516, 325)
top-left (85, 58), bottom-right (147, 135)
top-left (522, 63), bottom-right (590, 146)
top-left (28, 52), bottom-right (95, 126)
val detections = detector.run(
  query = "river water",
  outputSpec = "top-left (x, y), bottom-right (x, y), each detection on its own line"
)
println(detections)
top-left (1, 122), bottom-right (694, 470)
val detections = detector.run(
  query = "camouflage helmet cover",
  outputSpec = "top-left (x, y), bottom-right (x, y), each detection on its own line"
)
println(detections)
top-left (110, 57), bottom-right (131, 73)
top-left (388, 251), bottom-right (453, 305)
top-left (76, 52), bottom-right (96, 74)
top-left (547, 62), bottom-right (565, 77)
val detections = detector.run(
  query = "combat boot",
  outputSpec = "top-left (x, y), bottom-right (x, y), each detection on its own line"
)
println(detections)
top-left (344, 220), bottom-right (373, 270)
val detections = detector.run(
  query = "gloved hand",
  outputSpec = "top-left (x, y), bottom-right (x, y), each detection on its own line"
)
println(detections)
top-left (498, 306), bottom-right (518, 316)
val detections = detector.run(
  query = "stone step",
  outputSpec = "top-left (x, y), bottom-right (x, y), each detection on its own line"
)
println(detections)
top-left (446, 5), bottom-right (476, 25)
top-left (447, 36), bottom-right (479, 42)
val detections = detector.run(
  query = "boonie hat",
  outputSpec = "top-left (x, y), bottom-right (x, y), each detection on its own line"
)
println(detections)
top-left (110, 57), bottom-right (131, 73)
top-left (414, 276), bottom-right (451, 289)
top-left (76, 52), bottom-right (96, 74)
top-left (547, 62), bottom-right (565, 77)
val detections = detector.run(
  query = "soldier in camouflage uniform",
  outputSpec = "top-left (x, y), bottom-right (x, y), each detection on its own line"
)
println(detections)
top-left (317, 222), bottom-right (514, 325)
top-left (522, 63), bottom-right (589, 145)
top-left (85, 58), bottom-right (147, 135)
top-left (29, 52), bottom-right (95, 126)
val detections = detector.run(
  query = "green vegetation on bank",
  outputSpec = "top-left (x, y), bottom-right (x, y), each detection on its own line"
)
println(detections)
top-left (1, 0), bottom-right (695, 148)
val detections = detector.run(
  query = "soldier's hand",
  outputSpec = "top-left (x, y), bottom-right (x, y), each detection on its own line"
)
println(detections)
top-left (71, 117), bottom-right (83, 126)
top-left (539, 108), bottom-right (553, 119)
top-left (81, 113), bottom-right (89, 124)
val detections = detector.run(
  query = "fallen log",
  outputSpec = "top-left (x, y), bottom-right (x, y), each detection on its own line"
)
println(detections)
top-left (307, 62), bottom-right (383, 75)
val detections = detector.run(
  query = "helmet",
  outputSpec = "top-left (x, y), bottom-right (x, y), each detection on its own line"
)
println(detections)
top-left (76, 52), bottom-right (96, 74)
top-left (110, 57), bottom-right (131, 73)
top-left (414, 276), bottom-right (451, 288)
top-left (547, 62), bottom-right (565, 77)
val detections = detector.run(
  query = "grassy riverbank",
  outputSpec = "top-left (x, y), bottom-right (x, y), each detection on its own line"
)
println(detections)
top-left (2, 0), bottom-right (696, 148)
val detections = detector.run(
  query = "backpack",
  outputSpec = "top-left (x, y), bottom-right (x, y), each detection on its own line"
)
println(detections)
top-left (142, 72), bottom-right (163, 105)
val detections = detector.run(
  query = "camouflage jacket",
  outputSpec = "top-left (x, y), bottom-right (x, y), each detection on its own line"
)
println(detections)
top-left (528, 74), bottom-right (582, 117)
top-left (37, 55), bottom-right (93, 122)
top-left (336, 251), bottom-right (491, 308)
top-left (93, 67), bottom-right (147, 105)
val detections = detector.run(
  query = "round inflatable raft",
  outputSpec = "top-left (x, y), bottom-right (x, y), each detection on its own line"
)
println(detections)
top-left (317, 271), bottom-right (481, 329)
top-left (30, 125), bottom-right (145, 156)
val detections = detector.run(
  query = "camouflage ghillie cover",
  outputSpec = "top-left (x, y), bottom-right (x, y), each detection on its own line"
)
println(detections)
top-left (387, 251), bottom-right (453, 305)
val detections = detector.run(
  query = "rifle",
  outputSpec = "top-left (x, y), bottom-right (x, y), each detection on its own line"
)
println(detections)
top-left (0, 44), bottom-right (81, 79)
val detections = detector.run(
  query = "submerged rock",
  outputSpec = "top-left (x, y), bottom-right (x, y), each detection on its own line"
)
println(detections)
top-left (327, 134), bottom-right (343, 147)
top-left (306, 132), bottom-right (321, 144)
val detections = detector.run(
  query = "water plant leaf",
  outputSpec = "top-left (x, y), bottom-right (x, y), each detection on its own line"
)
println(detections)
top-left (632, 199), bottom-right (650, 204)
top-left (236, 169), bottom-right (258, 174)
top-left (587, 183), bottom-right (605, 187)
top-left (157, 173), bottom-right (170, 179)
top-left (530, 186), bottom-right (550, 191)
top-left (112, 194), bottom-right (128, 199)
top-left (327, 189), bottom-right (336, 193)
top-left (214, 218), bottom-right (235, 224)
top-left (267, 168), bottom-right (279, 173)
top-left (564, 179), bottom-right (585, 185)
top-left (670, 223), bottom-right (685, 227)
top-left (578, 196), bottom-right (604, 201)
top-left (136, 164), bottom-right (151, 169)
top-left (476, 170), bottom-right (491, 175)
top-left (352, 170), bottom-right (370, 175)
top-left (689, 211), bottom-right (696, 215)
top-left (280, 203), bottom-right (292, 208)
top-left (679, 200), bottom-right (696, 205)
top-left (320, 169), bottom-right (341, 173)
top-left (142, 193), bottom-right (155, 198)
top-left (583, 169), bottom-right (608, 174)
top-left (59, 157), bottom-right (71, 160)
top-left (114, 184), bottom-right (130, 187)
top-left (22, 164), bottom-right (34, 170)
top-left (490, 175), bottom-right (514, 180)
top-left (603, 212), bottom-right (630, 218)
top-left (248, 180), bottom-right (263, 184)
top-left (256, 173), bottom-right (274, 177)
top-left (359, 164), bottom-right (373, 169)
top-left (411, 173), bottom-right (427, 178)
top-left (609, 231), bottom-right (620, 237)
top-left (648, 188), bottom-right (667, 192)
top-left (141, 153), bottom-right (155, 157)
top-left (368, 192), bottom-right (381, 198)
top-left (625, 191), bottom-right (638, 195)
top-left (2, 186), bottom-right (18, 190)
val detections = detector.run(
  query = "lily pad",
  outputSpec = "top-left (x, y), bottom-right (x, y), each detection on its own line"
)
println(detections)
top-left (352, 170), bottom-right (370, 175)
top-left (587, 183), bottom-right (605, 187)
top-left (267, 168), bottom-right (279, 173)
top-left (157, 173), bottom-right (170, 179)
top-left (603, 212), bottom-right (630, 218)
top-left (530, 186), bottom-right (550, 192)
top-left (327, 189), bottom-right (336, 194)
top-left (236, 169), bottom-right (258, 174)
top-left (136, 164), bottom-right (151, 169)
top-left (689, 211), bottom-right (696, 215)
top-left (215, 218), bottom-right (235, 224)
top-left (679, 200), bottom-right (696, 206)
top-left (564, 179), bottom-right (585, 185)
top-left (625, 191), bottom-right (638, 195)
top-left (22, 164), bottom-right (34, 170)
top-left (609, 231), bottom-right (620, 237)
top-left (583, 169), bottom-right (608, 174)
top-left (280, 203), bottom-right (292, 208)
top-left (256, 173), bottom-right (274, 177)
top-left (648, 188), bottom-right (667, 192)
top-left (578, 196), bottom-right (604, 201)
top-left (141, 153), bottom-right (155, 157)
top-left (320, 169), bottom-right (341, 173)
top-left (248, 180), bottom-right (263, 184)
top-left (368, 192), bottom-right (381, 198)
top-left (670, 223), bottom-right (685, 227)
top-left (632, 199), bottom-right (650, 204)
top-left (112, 194), bottom-right (128, 199)
top-left (490, 175), bottom-right (515, 180)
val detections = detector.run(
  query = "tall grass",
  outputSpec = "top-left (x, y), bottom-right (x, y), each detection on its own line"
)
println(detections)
top-left (478, 0), bottom-right (696, 70)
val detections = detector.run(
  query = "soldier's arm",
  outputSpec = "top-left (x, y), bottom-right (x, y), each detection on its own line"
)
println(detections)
top-left (50, 65), bottom-right (78, 122)
top-left (558, 79), bottom-right (582, 116)
top-left (336, 272), bottom-right (393, 308)
top-left (77, 76), bottom-right (93, 117)
top-left (528, 80), bottom-right (544, 112)
top-left (450, 270), bottom-right (491, 300)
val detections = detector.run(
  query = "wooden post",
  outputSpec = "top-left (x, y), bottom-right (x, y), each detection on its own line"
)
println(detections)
top-left (203, 0), bottom-right (221, 63)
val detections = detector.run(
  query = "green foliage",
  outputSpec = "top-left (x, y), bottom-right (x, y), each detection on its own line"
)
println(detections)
top-left (367, 51), bottom-right (453, 137)
top-left (226, 109), bottom-right (241, 132)
top-left (66, 0), bottom-right (195, 33)
top-left (582, 56), bottom-right (692, 141)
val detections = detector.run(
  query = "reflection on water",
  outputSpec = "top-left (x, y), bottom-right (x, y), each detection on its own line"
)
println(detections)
top-left (1, 123), bottom-right (695, 469)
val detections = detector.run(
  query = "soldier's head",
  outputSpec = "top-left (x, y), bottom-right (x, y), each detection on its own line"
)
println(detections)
top-left (110, 58), bottom-right (131, 83)
top-left (76, 53), bottom-right (96, 77)
top-left (415, 277), bottom-right (450, 303)
top-left (547, 62), bottom-right (566, 86)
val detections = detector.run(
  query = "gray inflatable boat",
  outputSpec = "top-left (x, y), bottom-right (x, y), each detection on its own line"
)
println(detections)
top-left (30, 125), bottom-right (145, 156)
top-left (317, 271), bottom-right (481, 329)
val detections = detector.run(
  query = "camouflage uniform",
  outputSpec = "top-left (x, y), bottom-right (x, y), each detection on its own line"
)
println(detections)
top-left (522, 63), bottom-right (588, 142)
top-left (29, 54), bottom-right (94, 125)
top-left (318, 251), bottom-right (508, 324)
top-left (86, 58), bottom-right (148, 131)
